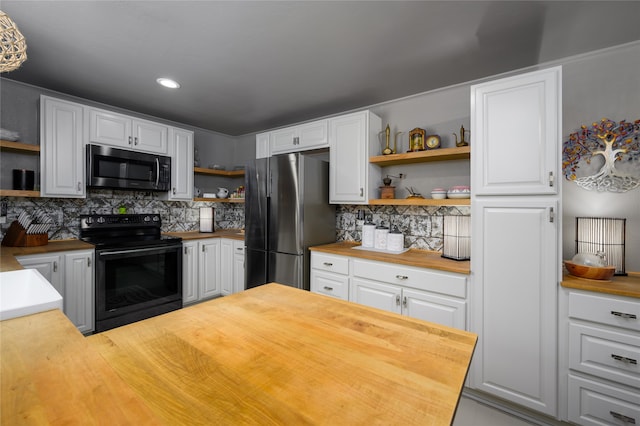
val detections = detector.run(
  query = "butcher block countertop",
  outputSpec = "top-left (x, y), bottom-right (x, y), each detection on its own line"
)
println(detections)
top-left (2, 284), bottom-right (477, 425)
top-left (164, 229), bottom-right (244, 241)
top-left (561, 271), bottom-right (640, 299)
top-left (310, 241), bottom-right (470, 275)
top-left (0, 239), bottom-right (94, 272)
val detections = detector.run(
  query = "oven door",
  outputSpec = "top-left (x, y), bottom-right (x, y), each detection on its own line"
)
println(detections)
top-left (95, 242), bottom-right (182, 331)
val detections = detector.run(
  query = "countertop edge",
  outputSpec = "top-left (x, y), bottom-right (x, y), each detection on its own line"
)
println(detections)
top-left (561, 272), bottom-right (640, 299)
top-left (310, 242), bottom-right (470, 275)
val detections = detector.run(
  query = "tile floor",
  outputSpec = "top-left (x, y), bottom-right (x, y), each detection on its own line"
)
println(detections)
top-left (453, 396), bottom-right (534, 425)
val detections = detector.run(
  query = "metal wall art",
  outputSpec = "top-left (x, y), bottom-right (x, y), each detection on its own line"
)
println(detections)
top-left (562, 118), bottom-right (640, 192)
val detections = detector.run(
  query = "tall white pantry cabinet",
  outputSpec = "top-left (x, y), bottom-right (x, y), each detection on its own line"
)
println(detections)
top-left (469, 67), bottom-right (562, 417)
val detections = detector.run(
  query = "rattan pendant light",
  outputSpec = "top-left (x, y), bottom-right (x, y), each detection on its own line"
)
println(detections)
top-left (0, 10), bottom-right (27, 73)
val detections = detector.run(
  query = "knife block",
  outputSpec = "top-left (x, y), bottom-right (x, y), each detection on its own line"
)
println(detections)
top-left (1, 221), bottom-right (48, 247)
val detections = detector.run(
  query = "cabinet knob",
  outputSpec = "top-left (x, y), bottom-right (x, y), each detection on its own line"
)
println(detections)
top-left (172, 187), bottom-right (176, 195)
top-left (77, 182), bottom-right (82, 191)
top-left (134, 137), bottom-right (139, 145)
top-left (360, 187), bottom-right (363, 197)
top-left (128, 136), bottom-right (133, 145)
top-left (87, 257), bottom-right (91, 267)
top-left (395, 295), bottom-right (401, 305)
top-left (402, 296), bottom-right (407, 307)
top-left (53, 261), bottom-right (58, 272)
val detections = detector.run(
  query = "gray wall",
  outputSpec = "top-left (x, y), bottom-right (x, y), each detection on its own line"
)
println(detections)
top-left (561, 42), bottom-right (640, 271)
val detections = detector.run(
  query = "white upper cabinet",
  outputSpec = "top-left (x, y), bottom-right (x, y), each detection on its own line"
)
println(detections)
top-left (269, 119), bottom-right (328, 155)
top-left (167, 127), bottom-right (194, 201)
top-left (471, 67), bottom-right (561, 195)
top-left (40, 96), bottom-right (85, 198)
top-left (329, 110), bottom-right (381, 204)
top-left (88, 107), bottom-right (168, 154)
top-left (255, 132), bottom-right (270, 159)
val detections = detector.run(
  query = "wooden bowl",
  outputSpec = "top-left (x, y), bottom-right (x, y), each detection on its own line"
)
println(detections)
top-left (564, 260), bottom-right (615, 281)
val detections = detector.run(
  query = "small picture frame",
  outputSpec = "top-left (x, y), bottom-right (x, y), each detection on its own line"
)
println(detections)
top-left (408, 128), bottom-right (425, 152)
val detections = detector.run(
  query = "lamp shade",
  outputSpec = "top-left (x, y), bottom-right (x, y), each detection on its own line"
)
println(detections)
top-left (0, 10), bottom-right (27, 73)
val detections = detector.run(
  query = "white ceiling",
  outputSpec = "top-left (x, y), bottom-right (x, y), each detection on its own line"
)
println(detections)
top-left (2, 1), bottom-right (639, 136)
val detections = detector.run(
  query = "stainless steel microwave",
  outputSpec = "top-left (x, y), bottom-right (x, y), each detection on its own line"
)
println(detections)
top-left (86, 144), bottom-right (171, 191)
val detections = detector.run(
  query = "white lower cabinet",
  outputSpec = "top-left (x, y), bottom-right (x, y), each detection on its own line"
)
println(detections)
top-left (310, 252), bottom-right (468, 330)
top-left (183, 238), bottom-right (243, 304)
top-left (310, 252), bottom-right (350, 300)
top-left (17, 250), bottom-right (94, 334)
top-left (232, 240), bottom-right (245, 294)
top-left (562, 288), bottom-right (640, 425)
top-left (351, 259), bottom-right (467, 330)
top-left (183, 238), bottom-right (221, 304)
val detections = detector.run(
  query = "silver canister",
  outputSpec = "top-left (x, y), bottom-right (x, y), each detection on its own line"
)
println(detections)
top-left (387, 226), bottom-right (404, 252)
top-left (374, 222), bottom-right (389, 250)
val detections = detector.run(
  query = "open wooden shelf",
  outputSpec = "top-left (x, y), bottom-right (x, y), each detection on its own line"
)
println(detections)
top-left (368, 198), bottom-right (470, 206)
top-left (193, 197), bottom-right (245, 203)
top-left (0, 140), bottom-right (40, 154)
top-left (0, 189), bottom-right (40, 198)
top-left (194, 167), bottom-right (245, 177)
top-left (370, 146), bottom-right (470, 166)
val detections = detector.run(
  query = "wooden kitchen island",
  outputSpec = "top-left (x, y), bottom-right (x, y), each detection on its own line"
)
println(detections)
top-left (2, 284), bottom-right (477, 425)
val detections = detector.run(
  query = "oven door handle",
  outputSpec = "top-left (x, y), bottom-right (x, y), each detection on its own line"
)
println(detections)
top-left (98, 246), bottom-right (179, 257)
top-left (155, 158), bottom-right (160, 188)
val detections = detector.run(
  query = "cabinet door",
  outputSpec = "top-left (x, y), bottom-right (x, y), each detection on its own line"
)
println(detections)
top-left (351, 278), bottom-right (401, 314)
top-left (132, 118), bottom-right (168, 154)
top-left (88, 108), bottom-right (132, 148)
top-left (233, 241), bottom-right (245, 294)
top-left (471, 67), bottom-right (561, 195)
top-left (270, 127), bottom-right (298, 155)
top-left (470, 197), bottom-right (558, 415)
top-left (64, 250), bottom-right (94, 334)
top-left (310, 270), bottom-right (349, 301)
top-left (256, 132), bottom-right (270, 159)
top-left (16, 253), bottom-right (64, 298)
top-left (220, 239), bottom-right (234, 296)
top-left (403, 288), bottom-right (466, 330)
top-left (297, 119), bottom-right (328, 150)
top-left (168, 128), bottom-right (194, 200)
top-left (329, 111), bottom-right (381, 204)
top-left (199, 239), bottom-right (221, 299)
top-left (182, 241), bottom-right (198, 304)
top-left (40, 96), bottom-right (85, 198)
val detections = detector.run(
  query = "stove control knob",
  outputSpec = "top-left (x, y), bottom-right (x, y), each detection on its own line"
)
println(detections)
top-left (143, 215), bottom-right (151, 222)
top-left (152, 215), bottom-right (160, 222)
top-left (84, 217), bottom-right (94, 225)
top-left (97, 216), bottom-right (106, 224)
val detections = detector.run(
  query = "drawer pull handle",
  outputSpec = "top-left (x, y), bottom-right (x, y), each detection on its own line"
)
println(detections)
top-left (611, 354), bottom-right (638, 365)
top-left (611, 311), bottom-right (637, 320)
top-left (323, 286), bottom-right (333, 291)
top-left (396, 295), bottom-right (401, 305)
top-left (610, 411), bottom-right (636, 424)
top-left (323, 262), bottom-right (333, 267)
top-left (396, 275), bottom-right (408, 280)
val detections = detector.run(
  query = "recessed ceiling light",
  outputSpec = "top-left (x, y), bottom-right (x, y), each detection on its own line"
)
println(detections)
top-left (156, 78), bottom-right (180, 89)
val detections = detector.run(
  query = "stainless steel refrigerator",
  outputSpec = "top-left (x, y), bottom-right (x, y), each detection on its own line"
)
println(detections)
top-left (244, 152), bottom-right (335, 290)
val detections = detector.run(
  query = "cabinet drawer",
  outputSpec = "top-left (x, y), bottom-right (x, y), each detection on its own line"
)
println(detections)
top-left (568, 374), bottom-right (640, 426)
top-left (352, 259), bottom-right (466, 298)
top-left (569, 292), bottom-right (640, 332)
top-left (310, 270), bottom-right (349, 301)
top-left (311, 253), bottom-right (349, 275)
top-left (569, 323), bottom-right (640, 388)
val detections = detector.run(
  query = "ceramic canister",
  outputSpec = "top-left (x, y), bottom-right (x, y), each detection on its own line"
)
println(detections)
top-left (362, 216), bottom-right (376, 248)
top-left (386, 226), bottom-right (404, 252)
top-left (374, 222), bottom-right (389, 250)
